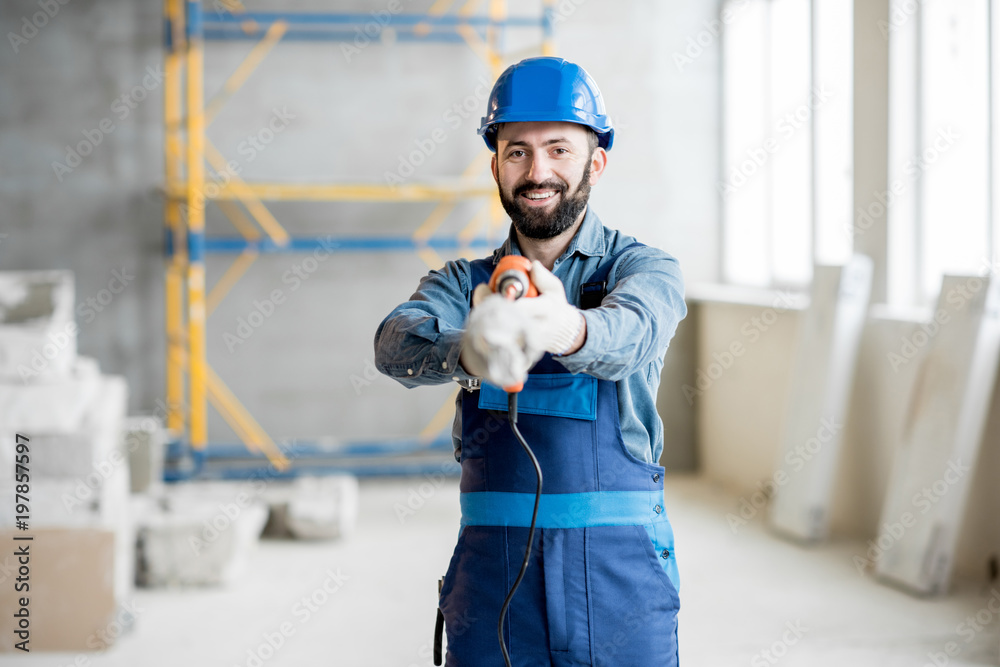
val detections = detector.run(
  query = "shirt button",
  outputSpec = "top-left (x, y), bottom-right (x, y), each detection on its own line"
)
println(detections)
top-left (661, 549), bottom-right (670, 559)
top-left (654, 505), bottom-right (662, 514)
top-left (407, 368), bottom-right (414, 375)
top-left (652, 473), bottom-right (660, 482)
top-left (442, 361), bottom-right (448, 370)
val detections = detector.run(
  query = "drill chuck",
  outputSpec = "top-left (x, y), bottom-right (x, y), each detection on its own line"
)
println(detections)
top-left (489, 256), bottom-right (538, 301)
top-left (496, 270), bottom-right (530, 300)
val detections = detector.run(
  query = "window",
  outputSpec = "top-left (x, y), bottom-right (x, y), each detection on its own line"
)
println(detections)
top-left (887, 0), bottom-right (992, 305)
top-left (721, 0), bottom-right (853, 288)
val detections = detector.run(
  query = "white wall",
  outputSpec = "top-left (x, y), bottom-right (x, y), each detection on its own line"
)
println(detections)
top-left (554, 0), bottom-right (722, 286)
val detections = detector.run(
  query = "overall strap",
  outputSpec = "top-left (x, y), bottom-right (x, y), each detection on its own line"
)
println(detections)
top-left (468, 258), bottom-right (494, 298)
top-left (579, 241), bottom-right (645, 310)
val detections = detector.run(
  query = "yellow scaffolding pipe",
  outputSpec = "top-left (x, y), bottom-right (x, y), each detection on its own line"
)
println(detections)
top-left (489, 0), bottom-right (507, 77)
top-left (413, 199), bottom-right (454, 269)
top-left (204, 140), bottom-right (290, 245)
top-left (457, 24), bottom-right (494, 68)
top-left (206, 250), bottom-right (258, 315)
top-left (204, 20), bottom-right (288, 126)
top-left (206, 366), bottom-right (290, 470)
top-left (462, 0), bottom-right (485, 14)
top-left (542, 0), bottom-right (556, 56)
top-left (419, 387), bottom-right (461, 444)
top-left (164, 0), bottom-right (186, 433)
top-left (414, 0), bottom-right (455, 37)
top-left (412, 152), bottom-right (493, 268)
top-left (172, 181), bottom-right (496, 202)
top-left (489, 196), bottom-right (506, 236)
top-left (207, 391), bottom-right (262, 455)
top-left (186, 18), bottom-right (208, 449)
top-left (412, 201), bottom-right (456, 242)
top-left (458, 202), bottom-right (490, 244)
top-left (215, 200), bottom-right (263, 242)
top-left (411, 149), bottom-right (488, 241)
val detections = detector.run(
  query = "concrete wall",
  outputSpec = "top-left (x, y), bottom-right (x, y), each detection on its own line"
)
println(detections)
top-left (0, 0), bottom-right (720, 454)
top-left (0, 1), bottom-right (164, 411)
top-left (693, 297), bottom-right (1000, 581)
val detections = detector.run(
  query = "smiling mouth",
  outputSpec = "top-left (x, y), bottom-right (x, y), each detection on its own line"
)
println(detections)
top-left (520, 190), bottom-right (559, 203)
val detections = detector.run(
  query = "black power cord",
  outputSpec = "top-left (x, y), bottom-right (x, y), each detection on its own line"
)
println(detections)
top-left (497, 391), bottom-right (543, 667)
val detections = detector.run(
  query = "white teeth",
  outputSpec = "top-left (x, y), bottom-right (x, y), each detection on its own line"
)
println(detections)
top-left (525, 191), bottom-right (555, 200)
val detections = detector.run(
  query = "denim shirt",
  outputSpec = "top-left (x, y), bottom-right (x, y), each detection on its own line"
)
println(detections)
top-left (373, 207), bottom-right (687, 465)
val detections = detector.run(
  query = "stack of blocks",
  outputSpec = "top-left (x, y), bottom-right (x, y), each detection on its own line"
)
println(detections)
top-left (0, 272), bottom-right (362, 650)
top-left (0, 271), bottom-right (133, 652)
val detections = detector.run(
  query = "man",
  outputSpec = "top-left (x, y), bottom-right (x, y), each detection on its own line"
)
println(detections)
top-left (375, 57), bottom-right (686, 666)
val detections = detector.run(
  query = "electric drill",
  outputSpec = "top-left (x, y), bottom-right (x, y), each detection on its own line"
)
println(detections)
top-left (487, 256), bottom-right (538, 392)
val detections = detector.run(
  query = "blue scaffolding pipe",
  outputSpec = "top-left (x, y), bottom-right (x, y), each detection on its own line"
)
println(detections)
top-left (164, 461), bottom-right (461, 481)
top-left (165, 436), bottom-right (454, 461)
top-left (163, 436), bottom-right (459, 481)
top-left (203, 28), bottom-right (470, 43)
top-left (203, 12), bottom-right (544, 27)
top-left (200, 235), bottom-right (495, 253)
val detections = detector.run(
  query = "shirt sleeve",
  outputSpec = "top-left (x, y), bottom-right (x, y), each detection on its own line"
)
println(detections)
top-left (374, 260), bottom-right (480, 388)
top-left (557, 247), bottom-right (687, 382)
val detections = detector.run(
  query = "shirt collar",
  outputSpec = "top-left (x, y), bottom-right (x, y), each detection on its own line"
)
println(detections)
top-left (492, 206), bottom-right (607, 264)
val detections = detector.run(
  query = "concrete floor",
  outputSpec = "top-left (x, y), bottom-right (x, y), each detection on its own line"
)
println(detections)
top-left (5, 475), bottom-right (999, 666)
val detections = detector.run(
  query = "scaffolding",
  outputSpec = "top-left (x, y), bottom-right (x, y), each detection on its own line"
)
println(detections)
top-left (162, 1), bottom-right (555, 479)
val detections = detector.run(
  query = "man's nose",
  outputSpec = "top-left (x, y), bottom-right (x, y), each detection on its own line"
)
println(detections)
top-left (526, 153), bottom-right (555, 183)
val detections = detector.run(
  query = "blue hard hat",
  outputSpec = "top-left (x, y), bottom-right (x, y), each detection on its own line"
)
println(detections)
top-left (478, 57), bottom-right (614, 152)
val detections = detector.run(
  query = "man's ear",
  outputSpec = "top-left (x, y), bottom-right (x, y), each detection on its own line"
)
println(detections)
top-left (588, 147), bottom-right (608, 186)
top-left (491, 153), bottom-right (499, 185)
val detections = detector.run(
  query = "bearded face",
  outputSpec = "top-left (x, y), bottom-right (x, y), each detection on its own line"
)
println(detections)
top-left (498, 162), bottom-right (593, 240)
top-left (492, 121), bottom-right (599, 241)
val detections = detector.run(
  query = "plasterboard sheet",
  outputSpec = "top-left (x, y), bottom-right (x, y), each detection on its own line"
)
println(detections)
top-left (875, 274), bottom-right (1000, 595)
top-left (769, 255), bottom-right (873, 541)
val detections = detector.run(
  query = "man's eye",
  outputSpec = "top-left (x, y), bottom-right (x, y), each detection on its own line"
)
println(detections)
top-left (553, 147), bottom-right (568, 155)
top-left (509, 150), bottom-right (525, 158)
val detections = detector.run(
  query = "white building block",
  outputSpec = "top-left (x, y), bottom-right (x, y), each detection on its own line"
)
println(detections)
top-left (16, 375), bottom-right (128, 479)
top-left (0, 356), bottom-right (103, 433)
top-left (0, 270), bottom-right (76, 382)
top-left (134, 483), bottom-right (268, 587)
top-left (262, 475), bottom-right (359, 540)
top-left (0, 367), bottom-right (132, 604)
top-left (0, 435), bottom-right (133, 604)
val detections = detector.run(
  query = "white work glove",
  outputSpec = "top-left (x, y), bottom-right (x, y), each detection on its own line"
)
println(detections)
top-left (460, 261), bottom-right (585, 387)
top-left (460, 286), bottom-right (545, 388)
top-left (517, 261), bottom-right (586, 356)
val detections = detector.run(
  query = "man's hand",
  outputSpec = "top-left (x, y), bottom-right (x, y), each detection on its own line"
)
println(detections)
top-left (519, 261), bottom-right (586, 356)
top-left (460, 261), bottom-right (586, 386)
top-left (460, 284), bottom-right (545, 388)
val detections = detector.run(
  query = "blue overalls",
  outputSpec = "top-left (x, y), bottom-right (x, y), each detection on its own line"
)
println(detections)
top-left (437, 254), bottom-right (681, 666)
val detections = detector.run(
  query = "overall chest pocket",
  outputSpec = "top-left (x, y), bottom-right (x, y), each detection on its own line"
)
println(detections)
top-left (478, 373), bottom-right (598, 421)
